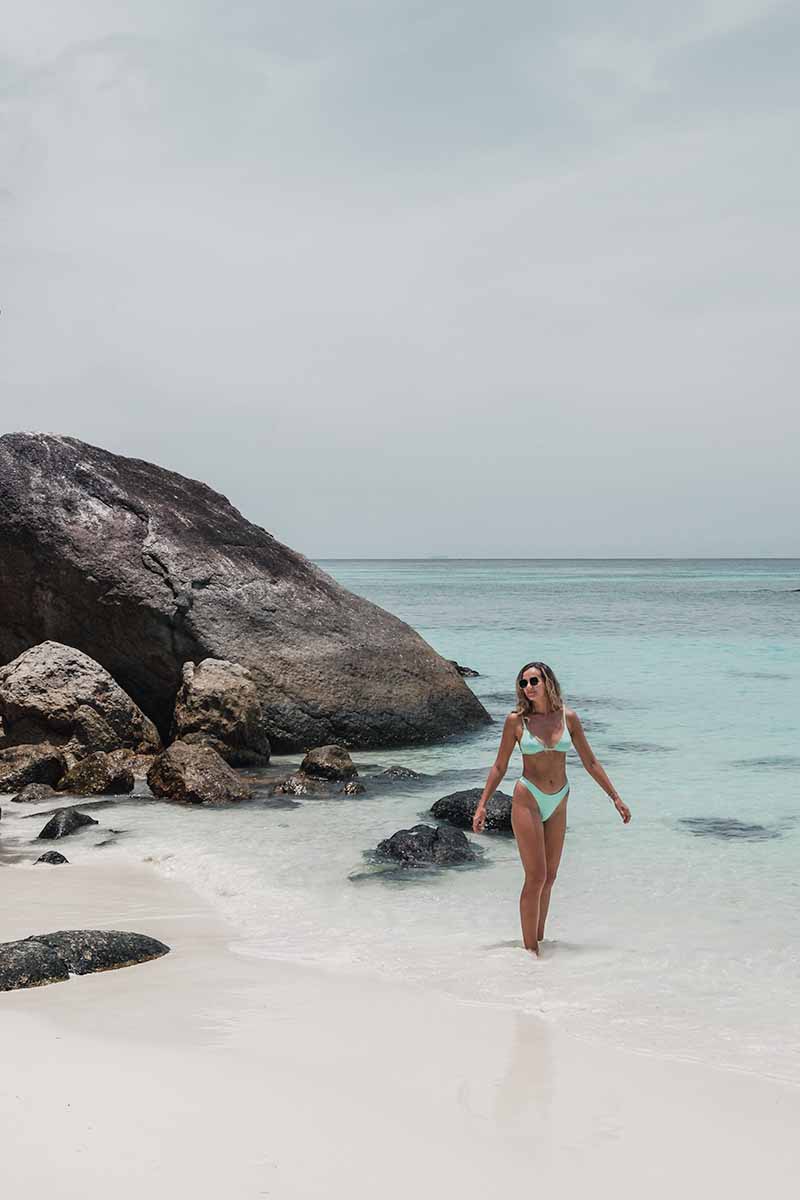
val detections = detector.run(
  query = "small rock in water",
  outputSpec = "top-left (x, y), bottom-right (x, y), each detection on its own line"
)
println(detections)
top-left (35, 851), bottom-right (69, 865)
top-left (300, 745), bottom-right (358, 780)
top-left (37, 808), bottom-right (99, 840)
top-left (430, 788), bottom-right (513, 833)
top-left (378, 765), bottom-right (425, 782)
top-left (375, 823), bottom-right (477, 867)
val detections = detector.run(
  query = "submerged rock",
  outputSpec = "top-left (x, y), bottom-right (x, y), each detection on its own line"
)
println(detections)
top-left (430, 788), bottom-right (513, 833)
top-left (273, 771), bottom-right (364, 797)
top-left (300, 745), bottom-right (357, 780)
top-left (146, 740), bottom-right (252, 805)
top-left (171, 658), bottom-right (271, 766)
top-left (375, 823), bottom-right (477, 866)
top-left (57, 751), bottom-right (135, 795)
top-left (0, 929), bottom-right (169, 991)
top-left (377, 765), bottom-right (426, 782)
top-left (37, 808), bottom-right (99, 839)
top-left (0, 744), bottom-right (67, 793)
top-left (35, 851), bottom-right (69, 865)
top-left (0, 433), bottom-right (491, 751)
top-left (0, 641), bottom-right (161, 763)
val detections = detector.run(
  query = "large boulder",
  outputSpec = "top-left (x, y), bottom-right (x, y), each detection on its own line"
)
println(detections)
top-left (375, 823), bottom-right (477, 866)
top-left (0, 434), bottom-right (491, 751)
top-left (171, 658), bottom-right (271, 765)
top-left (0, 641), bottom-right (161, 764)
top-left (0, 744), bottom-right (67, 793)
top-left (57, 751), bottom-right (135, 796)
top-left (430, 788), bottom-right (513, 833)
top-left (0, 929), bottom-right (169, 991)
top-left (146, 740), bottom-right (252, 805)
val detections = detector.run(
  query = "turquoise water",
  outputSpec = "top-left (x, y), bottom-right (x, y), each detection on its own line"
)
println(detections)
top-left (4, 560), bottom-right (798, 1081)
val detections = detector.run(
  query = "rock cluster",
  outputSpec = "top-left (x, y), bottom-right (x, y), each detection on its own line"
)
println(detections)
top-left (0, 433), bottom-right (490, 751)
top-left (273, 745), bottom-right (364, 798)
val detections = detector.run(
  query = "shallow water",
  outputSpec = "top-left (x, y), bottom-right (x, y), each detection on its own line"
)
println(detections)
top-left (6, 559), bottom-right (799, 1082)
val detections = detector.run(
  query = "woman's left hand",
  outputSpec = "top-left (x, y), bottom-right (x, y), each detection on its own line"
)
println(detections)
top-left (613, 796), bottom-right (631, 823)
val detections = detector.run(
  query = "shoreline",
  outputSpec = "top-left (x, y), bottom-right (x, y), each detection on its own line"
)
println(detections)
top-left (1, 859), bottom-right (797, 1197)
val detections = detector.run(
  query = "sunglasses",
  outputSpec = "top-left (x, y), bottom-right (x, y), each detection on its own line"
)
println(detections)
top-left (520, 675), bottom-right (540, 689)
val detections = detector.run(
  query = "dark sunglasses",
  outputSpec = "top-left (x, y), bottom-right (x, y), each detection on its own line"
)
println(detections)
top-left (520, 675), bottom-right (540, 689)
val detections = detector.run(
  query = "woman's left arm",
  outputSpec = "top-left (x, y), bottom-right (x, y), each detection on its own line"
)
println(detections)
top-left (567, 710), bottom-right (631, 824)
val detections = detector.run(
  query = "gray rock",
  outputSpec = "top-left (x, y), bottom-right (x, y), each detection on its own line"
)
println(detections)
top-left (35, 851), bottom-right (69, 865)
top-left (0, 744), bottom-right (67, 793)
top-left (375, 823), bottom-right (477, 866)
top-left (0, 929), bottom-right (169, 991)
top-left (378, 765), bottom-right (426, 782)
top-left (0, 434), bottom-right (491, 751)
top-left (0, 641), bottom-right (161, 764)
top-left (146, 740), bottom-right (252, 805)
top-left (10, 782), bottom-right (59, 804)
top-left (300, 745), bottom-right (357, 780)
top-left (430, 788), bottom-right (513, 833)
top-left (37, 808), bottom-right (99, 839)
top-left (57, 751), bottom-right (135, 795)
top-left (171, 658), bottom-right (271, 765)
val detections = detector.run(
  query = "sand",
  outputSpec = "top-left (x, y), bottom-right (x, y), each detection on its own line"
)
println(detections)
top-left (1, 860), bottom-right (797, 1199)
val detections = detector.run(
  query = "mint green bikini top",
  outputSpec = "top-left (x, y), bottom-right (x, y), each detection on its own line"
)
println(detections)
top-left (519, 709), bottom-right (572, 755)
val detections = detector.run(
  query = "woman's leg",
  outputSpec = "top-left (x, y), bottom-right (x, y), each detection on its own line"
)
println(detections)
top-left (537, 795), bottom-right (568, 942)
top-left (511, 783), bottom-right (547, 954)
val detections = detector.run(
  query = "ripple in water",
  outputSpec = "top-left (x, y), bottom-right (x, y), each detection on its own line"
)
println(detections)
top-left (678, 817), bottom-right (781, 842)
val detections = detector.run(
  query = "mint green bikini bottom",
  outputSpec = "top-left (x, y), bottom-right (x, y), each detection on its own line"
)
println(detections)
top-left (516, 777), bottom-right (570, 822)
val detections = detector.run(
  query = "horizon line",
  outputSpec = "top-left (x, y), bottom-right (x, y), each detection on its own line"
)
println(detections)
top-left (311, 555), bottom-right (800, 562)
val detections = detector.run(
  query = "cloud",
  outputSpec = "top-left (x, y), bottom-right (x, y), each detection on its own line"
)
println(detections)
top-left (1, 2), bottom-right (798, 555)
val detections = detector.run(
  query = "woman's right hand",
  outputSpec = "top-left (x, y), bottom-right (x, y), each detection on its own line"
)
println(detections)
top-left (472, 805), bottom-right (487, 833)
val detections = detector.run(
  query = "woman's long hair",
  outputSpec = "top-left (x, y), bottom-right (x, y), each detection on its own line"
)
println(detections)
top-left (514, 661), bottom-right (564, 718)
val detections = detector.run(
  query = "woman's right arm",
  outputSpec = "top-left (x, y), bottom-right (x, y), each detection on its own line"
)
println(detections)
top-left (472, 713), bottom-right (519, 832)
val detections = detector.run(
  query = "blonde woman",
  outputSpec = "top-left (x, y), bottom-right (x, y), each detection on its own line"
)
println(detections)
top-left (473, 662), bottom-right (630, 954)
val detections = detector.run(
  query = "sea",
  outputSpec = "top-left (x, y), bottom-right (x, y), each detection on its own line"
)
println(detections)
top-left (7, 560), bottom-right (800, 1082)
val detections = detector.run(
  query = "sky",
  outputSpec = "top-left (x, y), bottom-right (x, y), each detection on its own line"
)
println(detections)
top-left (1, 2), bottom-right (798, 557)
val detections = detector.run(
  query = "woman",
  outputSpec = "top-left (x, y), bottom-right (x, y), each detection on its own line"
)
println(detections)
top-left (472, 661), bottom-right (630, 955)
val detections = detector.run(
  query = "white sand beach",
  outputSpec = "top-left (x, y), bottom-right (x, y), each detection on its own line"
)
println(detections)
top-left (2, 861), bottom-right (796, 1199)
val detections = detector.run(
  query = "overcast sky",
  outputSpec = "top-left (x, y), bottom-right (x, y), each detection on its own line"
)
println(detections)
top-left (2, 2), bottom-right (798, 556)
